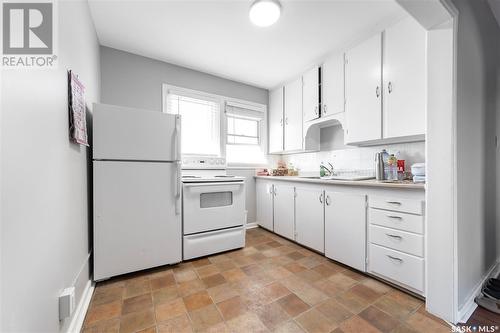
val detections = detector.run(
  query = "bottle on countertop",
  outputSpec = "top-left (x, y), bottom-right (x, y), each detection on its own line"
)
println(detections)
top-left (387, 154), bottom-right (398, 181)
top-left (380, 149), bottom-right (390, 180)
top-left (375, 151), bottom-right (385, 180)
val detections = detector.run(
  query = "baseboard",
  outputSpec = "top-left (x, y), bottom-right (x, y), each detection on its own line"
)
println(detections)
top-left (246, 222), bottom-right (259, 229)
top-left (457, 259), bottom-right (500, 323)
top-left (67, 279), bottom-right (95, 333)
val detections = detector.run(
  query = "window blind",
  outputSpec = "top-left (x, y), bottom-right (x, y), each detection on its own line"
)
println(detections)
top-left (166, 93), bottom-right (221, 156)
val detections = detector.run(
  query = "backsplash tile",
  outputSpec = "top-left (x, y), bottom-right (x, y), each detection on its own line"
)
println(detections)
top-left (280, 141), bottom-right (425, 173)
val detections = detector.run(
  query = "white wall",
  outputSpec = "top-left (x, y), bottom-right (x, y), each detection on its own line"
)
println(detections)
top-left (0, 1), bottom-right (100, 331)
top-left (452, 0), bottom-right (500, 312)
top-left (100, 46), bottom-right (268, 110)
top-left (425, 23), bottom-right (456, 322)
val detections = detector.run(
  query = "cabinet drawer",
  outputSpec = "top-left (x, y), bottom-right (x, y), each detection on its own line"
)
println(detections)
top-left (369, 196), bottom-right (423, 215)
top-left (369, 244), bottom-right (424, 293)
top-left (369, 208), bottom-right (424, 234)
top-left (369, 225), bottom-right (423, 257)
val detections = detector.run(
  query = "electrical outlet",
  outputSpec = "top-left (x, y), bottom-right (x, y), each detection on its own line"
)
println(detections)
top-left (59, 287), bottom-right (75, 321)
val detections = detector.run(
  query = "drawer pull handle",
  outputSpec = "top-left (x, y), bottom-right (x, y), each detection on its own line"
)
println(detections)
top-left (387, 201), bottom-right (402, 205)
top-left (386, 233), bottom-right (402, 240)
top-left (387, 255), bottom-right (403, 263)
top-left (387, 215), bottom-right (402, 219)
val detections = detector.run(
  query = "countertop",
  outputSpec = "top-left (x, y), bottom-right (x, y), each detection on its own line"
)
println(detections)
top-left (254, 175), bottom-right (425, 190)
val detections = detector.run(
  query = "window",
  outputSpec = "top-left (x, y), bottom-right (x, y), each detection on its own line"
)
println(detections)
top-left (225, 102), bottom-right (266, 165)
top-left (227, 116), bottom-right (260, 145)
top-left (163, 85), bottom-right (267, 165)
top-left (166, 90), bottom-right (221, 156)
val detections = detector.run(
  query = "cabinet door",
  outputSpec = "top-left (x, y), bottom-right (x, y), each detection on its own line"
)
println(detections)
top-left (273, 184), bottom-right (295, 240)
top-left (325, 192), bottom-right (367, 271)
top-left (284, 78), bottom-right (303, 151)
top-left (345, 33), bottom-right (382, 144)
top-left (303, 67), bottom-right (320, 122)
top-left (256, 180), bottom-right (274, 231)
top-left (269, 87), bottom-right (284, 153)
top-left (383, 16), bottom-right (426, 138)
top-left (322, 53), bottom-right (344, 117)
top-left (295, 187), bottom-right (324, 253)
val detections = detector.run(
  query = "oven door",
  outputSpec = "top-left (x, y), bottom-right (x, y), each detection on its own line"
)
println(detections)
top-left (183, 181), bottom-right (245, 235)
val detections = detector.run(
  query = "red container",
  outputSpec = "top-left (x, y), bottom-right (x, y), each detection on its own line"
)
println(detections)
top-left (397, 160), bottom-right (405, 172)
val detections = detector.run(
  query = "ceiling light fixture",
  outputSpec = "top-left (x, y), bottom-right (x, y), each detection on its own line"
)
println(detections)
top-left (249, 0), bottom-right (281, 27)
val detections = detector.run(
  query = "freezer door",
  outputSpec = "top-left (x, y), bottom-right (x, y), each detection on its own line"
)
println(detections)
top-left (93, 103), bottom-right (181, 161)
top-left (94, 161), bottom-right (181, 280)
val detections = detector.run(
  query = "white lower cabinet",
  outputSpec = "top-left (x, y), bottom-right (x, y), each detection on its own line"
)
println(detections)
top-left (273, 184), bottom-right (295, 240)
top-left (369, 244), bottom-right (424, 293)
top-left (255, 178), bottom-right (426, 295)
top-left (295, 187), bottom-right (325, 253)
top-left (256, 180), bottom-right (274, 231)
top-left (324, 192), bottom-right (367, 272)
top-left (368, 196), bottom-right (425, 295)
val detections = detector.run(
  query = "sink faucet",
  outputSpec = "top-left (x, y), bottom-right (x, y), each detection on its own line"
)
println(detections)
top-left (321, 162), bottom-right (335, 176)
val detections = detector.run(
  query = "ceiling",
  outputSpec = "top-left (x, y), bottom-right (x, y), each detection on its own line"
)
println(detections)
top-left (88, 0), bottom-right (406, 89)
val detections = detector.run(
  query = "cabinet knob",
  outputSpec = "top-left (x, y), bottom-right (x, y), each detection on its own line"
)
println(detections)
top-left (375, 86), bottom-right (380, 98)
top-left (325, 195), bottom-right (331, 206)
top-left (314, 106), bottom-right (318, 116)
top-left (323, 104), bottom-right (327, 114)
top-left (388, 81), bottom-right (393, 94)
top-left (319, 194), bottom-right (323, 203)
top-left (285, 117), bottom-right (289, 125)
top-left (280, 118), bottom-right (283, 126)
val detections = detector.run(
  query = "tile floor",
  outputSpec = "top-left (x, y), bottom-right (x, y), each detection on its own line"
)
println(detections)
top-left (82, 227), bottom-right (452, 333)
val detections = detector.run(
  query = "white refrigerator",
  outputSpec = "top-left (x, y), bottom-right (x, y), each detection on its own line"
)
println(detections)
top-left (93, 103), bottom-right (182, 281)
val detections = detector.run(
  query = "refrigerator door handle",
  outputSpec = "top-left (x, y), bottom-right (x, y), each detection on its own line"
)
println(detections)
top-left (175, 162), bottom-right (182, 215)
top-left (174, 115), bottom-right (181, 161)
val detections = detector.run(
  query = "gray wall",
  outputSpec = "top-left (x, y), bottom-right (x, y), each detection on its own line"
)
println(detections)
top-left (227, 169), bottom-right (257, 223)
top-left (100, 46), bottom-right (268, 110)
top-left (0, 1), bottom-right (100, 331)
top-left (453, 0), bottom-right (500, 309)
top-left (100, 46), bottom-right (268, 222)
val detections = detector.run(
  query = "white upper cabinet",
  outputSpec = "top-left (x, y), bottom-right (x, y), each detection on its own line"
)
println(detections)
top-left (302, 67), bottom-right (320, 122)
top-left (295, 187), bottom-right (325, 253)
top-left (383, 16), bottom-right (426, 138)
top-left (269, 86), bottom-right (284, 153)
top-left (345, 33), bottom-right (383, 144)
top-left (322, 53), bottom-right (345, 117)
top-left (284, 78), bottom-right (304, 151)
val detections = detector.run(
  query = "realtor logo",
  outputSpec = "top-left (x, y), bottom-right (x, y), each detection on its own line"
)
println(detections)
top-left (2, 1), bottom-right (57, 68)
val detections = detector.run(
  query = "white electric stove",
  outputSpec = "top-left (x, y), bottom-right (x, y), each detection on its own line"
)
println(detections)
top-left (181, 157), bottom-right (246, 260)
